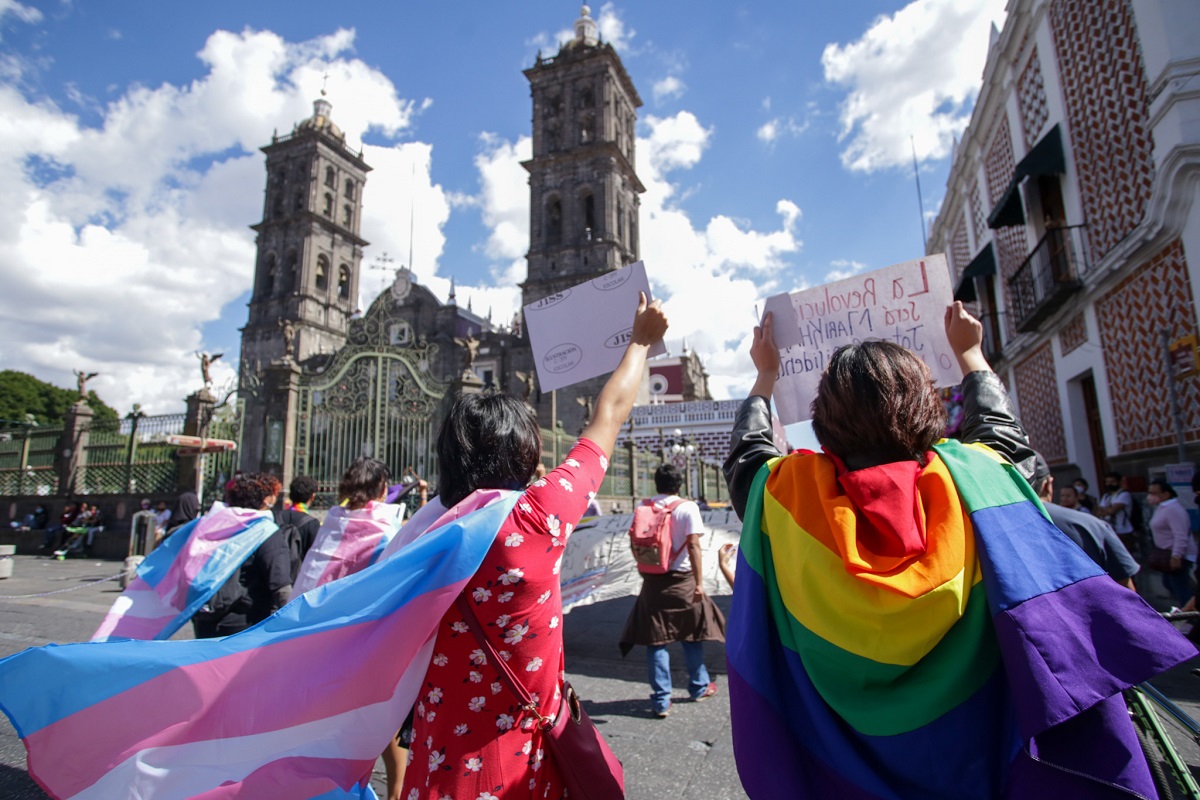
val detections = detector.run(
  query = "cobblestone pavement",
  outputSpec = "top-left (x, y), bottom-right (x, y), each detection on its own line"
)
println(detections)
top-left (1, 554), bottom-right (1197, 799)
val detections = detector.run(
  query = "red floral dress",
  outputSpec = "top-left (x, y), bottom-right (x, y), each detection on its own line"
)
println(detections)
top-left (401, 439), bottom-right (608, 800)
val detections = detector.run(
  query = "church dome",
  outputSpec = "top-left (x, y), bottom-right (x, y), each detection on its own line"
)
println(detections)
top-left (297, 94), bottom-right (345, 142)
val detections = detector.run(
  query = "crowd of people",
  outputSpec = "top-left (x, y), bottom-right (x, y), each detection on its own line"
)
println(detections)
top-left (2, 293), bottom-right (1198, 800)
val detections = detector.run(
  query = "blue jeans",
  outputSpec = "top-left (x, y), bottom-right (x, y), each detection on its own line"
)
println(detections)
top-left (647, 642), bottom-right (710, 713)
top-left (1163, 561), bottom-right (1195, 608)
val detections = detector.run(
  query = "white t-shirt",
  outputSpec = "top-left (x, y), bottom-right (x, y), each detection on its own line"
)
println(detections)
top-left (1101, 490), bottom-right (1134, 534)
top-left (651, 494), bottom-right (704, 573)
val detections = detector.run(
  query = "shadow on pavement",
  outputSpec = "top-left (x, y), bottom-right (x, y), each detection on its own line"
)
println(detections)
top-left (0, 763), bottom-right (49, 799)
top-left (580, 696), bottom-right (658, 721)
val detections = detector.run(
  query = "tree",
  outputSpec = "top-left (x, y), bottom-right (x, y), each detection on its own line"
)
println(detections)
top-left (0, 371), bottom-right (119, 426)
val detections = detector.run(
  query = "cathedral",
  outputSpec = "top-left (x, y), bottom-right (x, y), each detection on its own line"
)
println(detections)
top-left (236, 7), bottom-right (709, 492)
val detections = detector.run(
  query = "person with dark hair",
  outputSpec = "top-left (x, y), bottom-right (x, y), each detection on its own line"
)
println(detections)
top-left (280, 474), bottom-right (321, 557)
top-left (1097, 470), bottom-right (1137, 550)
top-left (620, 462), bottom-right (725, 718)
top-left (378, 292), bottom-right (668, 800)
top-left (1032, 467), bottom-right (1137, 588)
top-left (720, 301), bottom-right (1193, 799)
top-left (1072, 476), bottom-right (1096, 513)
top-left (164, 491), bottom-right (200, 538)
top-left (1148, 478), bottom-right (1196, 607)
top-left (193, 473), bottom-right (293, 638)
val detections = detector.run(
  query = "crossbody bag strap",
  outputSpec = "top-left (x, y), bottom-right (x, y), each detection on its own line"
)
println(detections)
top-left (454, 594), bottom-right (553, 728)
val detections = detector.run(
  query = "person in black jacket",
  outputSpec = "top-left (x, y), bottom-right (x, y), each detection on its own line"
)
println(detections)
top-left (279, 474), bottom-right (321, 559)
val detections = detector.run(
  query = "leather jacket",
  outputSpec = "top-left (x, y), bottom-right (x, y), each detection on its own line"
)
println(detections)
top-left (721, 370), bottom-right (1040, 520)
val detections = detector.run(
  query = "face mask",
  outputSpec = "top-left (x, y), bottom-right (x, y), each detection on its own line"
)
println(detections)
top-left (1074, 484), bottom-right (1085, 493)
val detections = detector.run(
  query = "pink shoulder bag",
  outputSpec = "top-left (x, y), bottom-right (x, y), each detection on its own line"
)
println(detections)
top-left (454, 595), bottom-right (626, 800)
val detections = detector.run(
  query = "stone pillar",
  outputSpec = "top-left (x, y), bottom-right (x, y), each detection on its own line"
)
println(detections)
top-left (58, 401), bottom-right (93, 497)
top-left (178, 388), bottom-right (216, 494)
top-left (261, 361), bottom-right (302, 499)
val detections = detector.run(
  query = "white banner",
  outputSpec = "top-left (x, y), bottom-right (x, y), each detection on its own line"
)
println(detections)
top-left (764, 254), bottom-right (961, 425)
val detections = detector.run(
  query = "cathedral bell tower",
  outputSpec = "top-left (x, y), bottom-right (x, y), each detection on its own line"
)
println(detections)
top-left (521, 5), bottom-right (644, 309)
top-left (238, 91), bottom-right (371, 476)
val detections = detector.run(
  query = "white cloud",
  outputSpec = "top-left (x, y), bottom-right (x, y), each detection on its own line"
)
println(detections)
top-left (757, 116), bottom-right (809, 144)
top-left (824, 258), bottom-right (868, 282)
top-left (822, 0), bottom-right (1006, 172)
top-left (0, 28), bottom-right (426, 413)
top-left (595, 3), bottom-right (636, 51)
top-left (0, 0), bottom-right (41, 27)
top-left (652, 76), bottom-right (686, 104)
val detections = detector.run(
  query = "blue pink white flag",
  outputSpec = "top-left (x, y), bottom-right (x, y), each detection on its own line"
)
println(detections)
top-left (92, 503), bottom-right (277, 642)
top-left (0, 493), bottom-right (519, 800)
top-left (292, 502), bottom-right (405, 595)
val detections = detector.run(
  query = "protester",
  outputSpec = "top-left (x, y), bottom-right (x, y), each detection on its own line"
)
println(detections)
top-left (42, 502), bottom-right (76, 551)
top-left (1057, 483), bottom-right (1085, 511)
top-left (192, 473), bottom-right (293, 638)
top-left (54, 502), bottom-right (102, 558)
top-left (1097, 470), bottom-right (1138, 551)
top-left (281, 474), bottom-right (321, 556)
top-left (1073, 476), bottom-right (1097, 513)
top-left (721, 301), bottom-right (1194, 799)
top-left (1035, 465), bottom-right (1137, 588)
top-left (377, 291), bottom-right (667, 799)
top-left (619, 463), bottom-right (724, 718)
top-left (1147, 478), bottom-right (1196, 608)
top-left (152, 499), bottom-right (172, 534)
top-left (717, 543), bottom-right (736, 588)
top-left (163, 490), bottom-right (200, 538)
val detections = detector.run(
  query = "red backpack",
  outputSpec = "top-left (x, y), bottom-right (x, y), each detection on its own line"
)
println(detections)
top-left (628, 498), bottom-right (685, 574)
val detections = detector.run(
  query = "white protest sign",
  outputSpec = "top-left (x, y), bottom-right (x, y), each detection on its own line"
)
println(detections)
top-left (766, 254), bottom-right (962, 425)
top-left (524, 261), bottom-right (666, 393)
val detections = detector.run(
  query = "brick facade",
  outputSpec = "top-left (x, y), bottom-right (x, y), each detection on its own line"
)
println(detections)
top-left (1096, 239), bottom-right (1200, 453)
top-left (950, 216), bottom-right (971, 278)
top-left (1060, 313), bottom-right (1088, 354)
top-left (1014, 342), bottom-right (1069, 463)
top-left (1050, 0), bottom-right (1154, 261)
top-left (1017, 50), bottom-right (1050, 148)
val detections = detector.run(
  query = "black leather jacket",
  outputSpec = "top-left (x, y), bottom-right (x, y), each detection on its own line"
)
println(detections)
top-left (721, 370), bottom-right (1039, 520)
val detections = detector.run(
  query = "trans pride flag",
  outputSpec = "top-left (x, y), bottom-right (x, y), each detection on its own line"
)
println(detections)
top-left (93, 503), bottom-right (278, 642)
top-left (728, 439), bottom-right (1196, 800)
top-left (292, 502), bottom-right (405, 595)
top-left (0, 492), bottom-right (520, 800)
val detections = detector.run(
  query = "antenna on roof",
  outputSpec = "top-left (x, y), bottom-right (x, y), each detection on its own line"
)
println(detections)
top-left (911, 136), bottom-right (928, 252)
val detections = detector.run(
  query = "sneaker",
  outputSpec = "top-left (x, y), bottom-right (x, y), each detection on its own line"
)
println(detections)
top-left (693, 682), bottom-right (718, 702)
top-left (654, 708), bottom-right (670, 719)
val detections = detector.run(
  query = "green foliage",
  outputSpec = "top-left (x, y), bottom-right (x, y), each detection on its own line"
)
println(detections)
top-left (0, 370), bottom-right (119, 426)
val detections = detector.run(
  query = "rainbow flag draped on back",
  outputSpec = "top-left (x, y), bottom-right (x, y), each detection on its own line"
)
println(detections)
top-left (727, 439), bottom-right (1196, 800)
top-left (0, 493), bottom-right (520, 800)
top-left (93, 503), bottom-right (278, 642)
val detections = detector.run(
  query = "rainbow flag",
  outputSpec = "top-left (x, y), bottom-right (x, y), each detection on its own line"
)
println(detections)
top-left (293, 502), bottom-right (405, 594)
top-left (0, 493), bottom-right (519, 800)
top-left (728, 439), bottom-right (1196, 799)
top-left (92, 503), bottom-right (278, 642)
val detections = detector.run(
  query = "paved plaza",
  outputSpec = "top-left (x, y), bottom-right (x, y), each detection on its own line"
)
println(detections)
top-left (1, 554), bottom-right (1199, 798)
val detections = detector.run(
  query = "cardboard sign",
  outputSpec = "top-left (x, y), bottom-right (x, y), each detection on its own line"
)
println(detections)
top-left (765, 254), bottom-right (962, 425)
top-left (523, 261), bottom-right (667, 392)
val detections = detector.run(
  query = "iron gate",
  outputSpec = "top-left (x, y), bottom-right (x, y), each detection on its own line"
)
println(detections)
top-left (294, 339), bottom-right (447, 503)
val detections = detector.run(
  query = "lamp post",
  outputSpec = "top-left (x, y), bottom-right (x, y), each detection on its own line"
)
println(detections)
top-left (661, 427), bottom-right (697, 497)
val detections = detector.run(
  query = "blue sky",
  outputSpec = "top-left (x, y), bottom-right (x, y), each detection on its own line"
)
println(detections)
top-left (0, 0), bottom-right (1005, 412)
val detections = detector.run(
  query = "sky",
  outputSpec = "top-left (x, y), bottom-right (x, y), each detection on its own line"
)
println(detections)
top-left (0, 0), bottom-right (1007, 415)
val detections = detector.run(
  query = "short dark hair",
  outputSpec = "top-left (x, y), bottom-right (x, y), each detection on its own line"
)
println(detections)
top-left (1059, 485), bottom-right (1078, 497)
top-left (290, 475), bottom-right (318, 504)
top-left (1105, 470), bottom-right (1122, 481)
top-left (227, 473), bottom-right (282, 510)
top-left (811, 341), bottom-right (946, 466)
top-left (437, 391), bottom-right (542, 508)
top-left (338, 458), bottom-right (390, 510)
top-left (655, 463), bottom-right (683, 495)
top-left (1149, 479), bottom-right (1177, 499)
top-left (1074, 477), bottom-right (1089, 490)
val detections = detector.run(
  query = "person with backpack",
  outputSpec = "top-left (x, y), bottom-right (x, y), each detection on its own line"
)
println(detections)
top-left (280, 474), bottom-right (321, 560)
top-left (619, 463), bottom-right (726, 719)
top-left (1098, 470), bottom-right (1139, 554)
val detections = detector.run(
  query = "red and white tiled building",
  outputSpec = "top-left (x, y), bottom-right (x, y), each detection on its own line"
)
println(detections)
top-left (928, 0), bottom-right (1200, 485)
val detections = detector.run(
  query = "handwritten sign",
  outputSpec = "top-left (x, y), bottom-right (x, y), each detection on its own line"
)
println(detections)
top-left (765, 254), bottom-right (962, 425)
top-left (524, 261), bottom-right (666, 392)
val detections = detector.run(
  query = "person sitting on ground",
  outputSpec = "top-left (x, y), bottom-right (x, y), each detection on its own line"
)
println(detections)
top-left (43, 503), bottom-right (76, 551)
top-left (1034, 462), bottom-right (1137, 589)
top-left (280, 474), bottom-right (321, 558)
top-left (721, 300), bottom-right (1194, 800)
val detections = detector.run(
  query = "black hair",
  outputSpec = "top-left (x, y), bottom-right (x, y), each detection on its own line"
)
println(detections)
top-left (338, 458), bottom-right (390, 510)
top-left (1105, 470), bottom-right (1122, 481)
top-left (1074, 477), bottom-right (1089, 490)
top-left (1149, 479), bottom-right (1178, 499)
top-left (227, 473), bottom-right (282, 510)
top-left (290, 474), bottom-right (318, 504)
top-left (437, 391), bottom-right (542, 508)
top-left (655, 463), bottom-right (684, 495)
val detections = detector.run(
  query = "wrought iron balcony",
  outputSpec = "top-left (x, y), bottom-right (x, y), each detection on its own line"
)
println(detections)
top-left (977, 310), bottom-right (1007, 365)
top-left (1007, 225), bottom-right (1089, 333)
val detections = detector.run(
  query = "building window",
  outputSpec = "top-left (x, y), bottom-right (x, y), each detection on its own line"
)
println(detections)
top-left (293, 191), bottom-right (304, 211)
top-left (323, 193), bottom-right (333, 217)
top-left (338, 265), bottom-right (351, 300)
top-left (582, 192), bottom-right (596, 238)
top-left (315, 255), bottom-right (329, 292)
top-left (262, 254), bottom-right (277, 298)
top-left (325, 166), bottom-right (336, 188)
top-left (617, 200), bottom-right (625, 245)
top-left (344, 178), bottom-right (355, 199)
top-left (579, 113), bottom-right (594, 144)
top-left (343, 204), bottom-right (353, 227)
top-left (577, 87), bottom-right (594, 109)
top-left (282, 251), bottom-right (298, 295)
top-left (547, 197), bottom-right (563, 246)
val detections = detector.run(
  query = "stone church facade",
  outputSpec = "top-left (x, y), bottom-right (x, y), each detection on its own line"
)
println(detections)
top-left (237, 7), bottom-right (709, 492)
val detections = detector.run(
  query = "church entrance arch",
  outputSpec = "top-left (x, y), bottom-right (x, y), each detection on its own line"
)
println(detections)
top-left (293, 309), bottom-right (448, 503)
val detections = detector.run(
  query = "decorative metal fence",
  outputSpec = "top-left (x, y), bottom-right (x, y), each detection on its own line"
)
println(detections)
top-left (76, 413), bottom-right (187, 495)
top-left (0, 423), bottom-right (62, 496)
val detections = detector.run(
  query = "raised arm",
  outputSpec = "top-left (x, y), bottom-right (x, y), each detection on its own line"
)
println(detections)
top-left (945, 301), bottom-right (1041, 482)
top-left (580, 291), bottom-right (668, 459)
top-left (723, 312), bottom-right (785, 520)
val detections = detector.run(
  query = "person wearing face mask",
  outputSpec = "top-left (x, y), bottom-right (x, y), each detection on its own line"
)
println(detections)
top-left (1146, 479), bottom-right (1197, 608)
top-left (1097, 471), bottom-right (1137, 552)
top-left (1072, 477), bottom-right (1096, 514)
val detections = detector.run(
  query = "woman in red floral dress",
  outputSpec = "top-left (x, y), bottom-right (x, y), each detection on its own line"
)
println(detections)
top-left (400, 293), bottom-right (667, 800)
